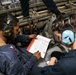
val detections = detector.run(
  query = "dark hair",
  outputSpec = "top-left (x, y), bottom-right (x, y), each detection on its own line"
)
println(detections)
top-left (0, 13), bottom-right (19, 31)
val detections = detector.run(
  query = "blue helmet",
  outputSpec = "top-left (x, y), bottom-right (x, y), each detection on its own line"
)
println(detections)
top-left (62, 30), bottom-right (75, 45)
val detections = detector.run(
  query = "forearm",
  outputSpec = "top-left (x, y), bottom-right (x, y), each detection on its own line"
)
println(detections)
top-left (16, 34), bottom-right (29, 42)
top-left (48, 57), bottom-right (57, 65)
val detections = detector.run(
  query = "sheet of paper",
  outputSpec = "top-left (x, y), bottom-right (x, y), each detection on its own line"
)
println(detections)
top-left (27, 35), bottom-right (51, 58)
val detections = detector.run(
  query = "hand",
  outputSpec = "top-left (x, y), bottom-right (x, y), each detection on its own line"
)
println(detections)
top-left (33, 51), bottom-right (41, 59)
top-left (72, 39), bottom-right (76, 49)
top-left (29, 34), bottom-right (36, 39)
top-left (48, 57), bottom-right (58, 65)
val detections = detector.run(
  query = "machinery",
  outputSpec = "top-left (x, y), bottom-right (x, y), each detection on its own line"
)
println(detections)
top-left (0, 0), bottom-right (76, 37)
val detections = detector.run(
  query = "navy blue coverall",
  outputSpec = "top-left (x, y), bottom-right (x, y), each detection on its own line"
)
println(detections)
top-left (0, 44), bottom-right (37, 75)
top-left (30, 50), bottom-right (76, 75)
top-left (19, 0), bottom-right (61, 17)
